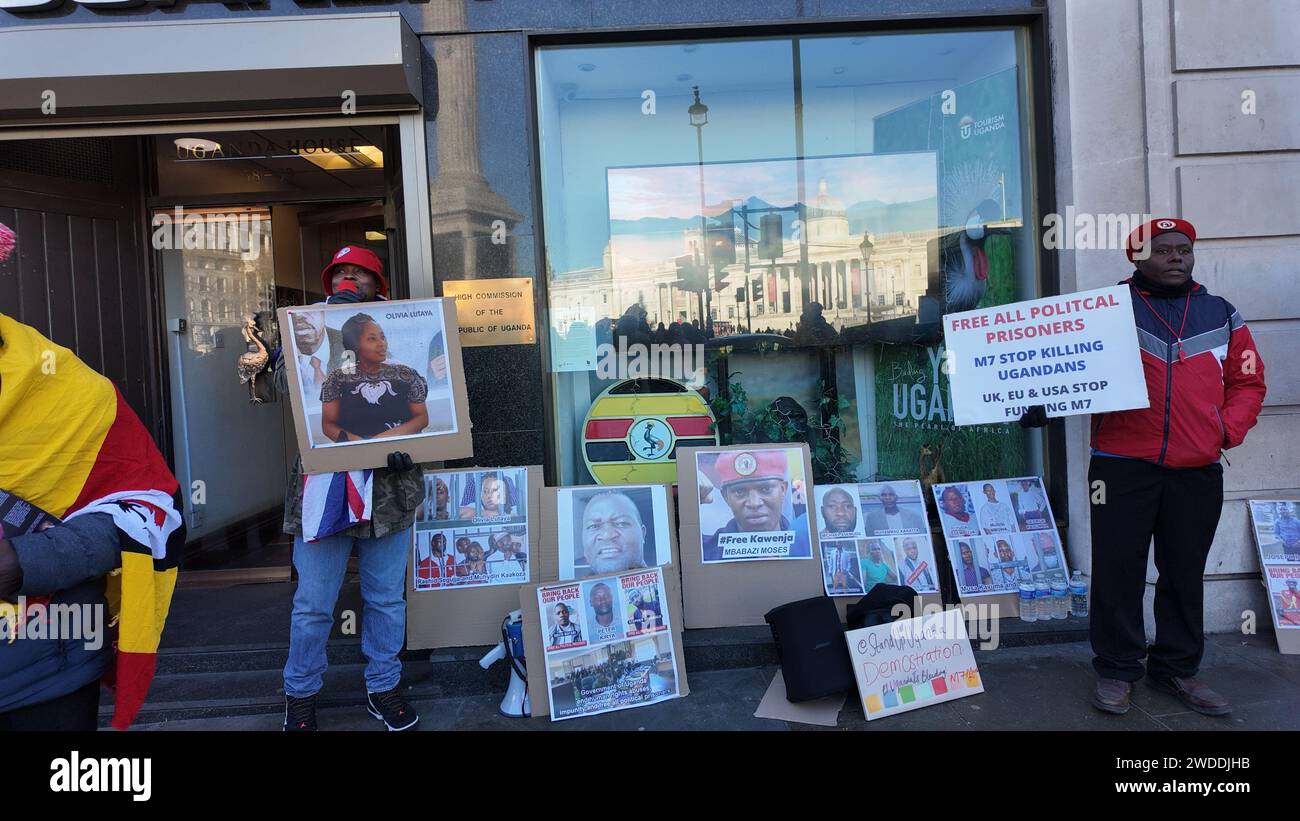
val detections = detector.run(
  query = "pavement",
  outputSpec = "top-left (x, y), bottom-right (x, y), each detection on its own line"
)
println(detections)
top-left (125, 582), bottom-right (1300, 731)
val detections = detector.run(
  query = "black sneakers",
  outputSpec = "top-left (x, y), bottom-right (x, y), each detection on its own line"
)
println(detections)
top-left (366, 688), bottom-right (420, 731)
top-left (283, 694), bottom-right (318, 732)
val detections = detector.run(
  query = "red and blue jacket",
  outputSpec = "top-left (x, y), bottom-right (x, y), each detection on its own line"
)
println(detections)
top-left (1091, 277), bottom-right (1266, 468)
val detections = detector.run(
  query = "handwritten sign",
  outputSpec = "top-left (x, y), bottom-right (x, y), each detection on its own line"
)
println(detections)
top-left (441, 277), bottom-right (535, 346)
top-left (845, 610), bottom-right (983, 720)
top-left (944, 285), bottom-right (1148, 426)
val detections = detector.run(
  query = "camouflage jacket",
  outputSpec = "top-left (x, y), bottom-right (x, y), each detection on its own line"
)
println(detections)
top-left (282, 455), bottom-right (427, 540)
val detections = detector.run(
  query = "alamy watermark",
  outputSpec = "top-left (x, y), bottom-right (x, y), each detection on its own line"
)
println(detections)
top-left (0, 597), bottom-right (104, 651)
top-left (1042, 208), bottom-right (1154, 258)
top-left (888, 598), bottom-right (1003, 650)
top-left (150, 206), bottom-right (265, 261)
top-left (595, 338), bottom-right (708, 388)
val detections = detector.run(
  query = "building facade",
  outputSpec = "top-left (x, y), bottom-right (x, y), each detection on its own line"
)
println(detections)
top-left (0, 0), bottom-right (1294, 632)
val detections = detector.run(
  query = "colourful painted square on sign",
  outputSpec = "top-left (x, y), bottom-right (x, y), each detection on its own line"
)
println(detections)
top-left (883, 688), bottom-right (899, 708)
top-left (915, 681), bottom-right (934, 700)
top-left (965, 670), bottom-right (981, 688)
top-left (931, 676), bottom-right (948, 696)
top-left (865, 694), bottom-right (884, 714)
top-left (899, 685), bottom-right (916, 704)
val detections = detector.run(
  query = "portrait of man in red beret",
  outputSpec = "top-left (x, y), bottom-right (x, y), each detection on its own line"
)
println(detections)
top-left (698, 448), bottom-right (812, 563)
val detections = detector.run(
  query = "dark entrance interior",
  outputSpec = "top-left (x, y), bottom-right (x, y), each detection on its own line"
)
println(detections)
top-left (0, 125), bottom-right (405, 580)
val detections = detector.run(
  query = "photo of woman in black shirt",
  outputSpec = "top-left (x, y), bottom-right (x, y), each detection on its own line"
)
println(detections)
top-left (320, 312), bottom-right (430, 443)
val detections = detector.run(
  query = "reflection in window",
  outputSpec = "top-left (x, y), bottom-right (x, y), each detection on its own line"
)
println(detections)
top-left (153, 207), bottom-right (276, 355)
top-left (537, 29), bottom-right (1040, 486)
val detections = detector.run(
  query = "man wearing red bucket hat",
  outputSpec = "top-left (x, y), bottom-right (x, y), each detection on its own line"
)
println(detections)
top-left (1023, 217), bottom-right (1266, 717)
top-left (701, 450), bottom-right (810, 561)
top-left (273, 244), bottom-right (426, 732)
top-left (320, 245), bottom-right (389, 301)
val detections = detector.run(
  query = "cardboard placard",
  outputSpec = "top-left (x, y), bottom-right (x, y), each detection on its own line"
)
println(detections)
top-left (535, 484), bottom-right (684, 626)
top-left (846, 609), bottom-right (983, 721)
top-left (522, 565), bottom-right (689, 719)
top-left (277, 297), bottom-right (473, 474)
top-left (814, 480), bottom-right (942, 598)
top-left (406, 465), bottom-right (543, 649)
top-left (677, 443), bottom-right (825, 629)
top-left (932, 476), bottom-right (1070, 618)
top-left (1247, 500), bottom-right (1300, 654)
top-left (944, 285), bottom-right (1149, 426)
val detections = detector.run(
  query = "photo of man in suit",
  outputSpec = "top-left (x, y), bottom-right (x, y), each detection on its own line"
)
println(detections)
top-left (289, 309), bottom-right (345, 412)
top-left (896, 537), bottom-right (937, 592)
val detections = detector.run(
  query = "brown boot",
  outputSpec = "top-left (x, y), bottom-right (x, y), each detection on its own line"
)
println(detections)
top-left (1091, 677), bottom-right (1133, 714)
top-left (1148, 674), bottom-right (1231, 716)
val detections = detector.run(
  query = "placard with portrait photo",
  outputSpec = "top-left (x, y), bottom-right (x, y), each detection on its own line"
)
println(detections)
top-left (556, 484), bottom-right (673, 580)
top-left (695, 446), bottom-right (813, 563)
top-left (1265, 566), bottom-right (1300, 631)
top-left (813, 481), bottom-right (937, 597)
top-left (1248, 501), bottom-right (1300, 653)
top-left (412, 467), bottom-right (530, 591)
top-left (278, 297), bottom-right (472, 473)
top-left (536, 566), bottom-right (680, 721)
top-left (934, 477), bottom-right (1068, 598)
top-left (1249, 501), bottom-right (1300, 565)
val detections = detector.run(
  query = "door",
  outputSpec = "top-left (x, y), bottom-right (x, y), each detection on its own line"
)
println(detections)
top-left (158, 205), bottom-right (290, 565)
top-left (0, 137), bottom-right (160, 435)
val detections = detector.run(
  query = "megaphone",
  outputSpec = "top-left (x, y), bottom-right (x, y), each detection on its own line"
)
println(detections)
top-left (479, 608), bottom-right (530, 718)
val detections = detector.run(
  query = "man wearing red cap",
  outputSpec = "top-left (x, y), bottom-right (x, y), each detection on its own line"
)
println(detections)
top-left (274, 245), bottom-right (426, 732)
top-left (1023, 218), bottom-right (1266, 717)
top-left (322, 245), bottom-right (390, 300)
top-left (701, 450), bottom-right (811, 561)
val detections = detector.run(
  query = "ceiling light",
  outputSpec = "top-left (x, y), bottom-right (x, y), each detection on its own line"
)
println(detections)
top-left (292, 144), bottom-right (384, 171)
top-left (173, 137), bottom-right (222, 156)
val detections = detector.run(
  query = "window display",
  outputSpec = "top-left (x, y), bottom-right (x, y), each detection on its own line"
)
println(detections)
top-left (537, 29), bottom-right (1042, 486)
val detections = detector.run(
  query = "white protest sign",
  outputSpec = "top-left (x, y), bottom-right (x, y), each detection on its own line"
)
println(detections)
top-left (944, 285), bottom-right (1148, 426)
top-left (845, 610), bottom-right (983, 720)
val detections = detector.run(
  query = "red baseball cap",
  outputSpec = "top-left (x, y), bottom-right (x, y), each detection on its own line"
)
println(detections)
top-left (321, 245), bottom-right (388, 297)
top-left (1126, 218), bottom-right (1196, 263)
top-left (712, 449), bottom-right (789, 490)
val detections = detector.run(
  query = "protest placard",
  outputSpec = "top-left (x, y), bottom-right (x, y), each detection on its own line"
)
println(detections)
top-left (845, 609), bottom-right (983, 721)
top-left (944, 285), bottom-right (1147, 426)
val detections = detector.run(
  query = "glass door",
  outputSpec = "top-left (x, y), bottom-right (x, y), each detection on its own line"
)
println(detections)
top-left (158, 205), bottom-right (291, 569)
top-left (151, 123), bottom-right (401, 572)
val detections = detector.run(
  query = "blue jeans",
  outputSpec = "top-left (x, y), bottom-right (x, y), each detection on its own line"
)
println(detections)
top-left (283, 526), bottom-right (410, 698)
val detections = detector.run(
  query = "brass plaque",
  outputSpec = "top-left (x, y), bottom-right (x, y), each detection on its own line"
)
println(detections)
top-left (441, 277), bottom-right (536, 346)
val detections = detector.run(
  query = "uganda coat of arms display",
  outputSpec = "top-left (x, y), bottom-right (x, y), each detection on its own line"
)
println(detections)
top-left (581, 378), bottom-right (719, 485)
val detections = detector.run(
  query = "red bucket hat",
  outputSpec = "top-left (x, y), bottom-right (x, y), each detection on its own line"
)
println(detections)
top-left (1125, 218), bottom-right (1196, 263)
top-left (321, 245), bottom-right (388, 297)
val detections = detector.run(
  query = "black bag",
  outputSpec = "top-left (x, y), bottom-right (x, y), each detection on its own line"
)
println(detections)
top-left (846, 583), bottom-right (918, 631)
top-left (764, 596), bottom-right (855, 702)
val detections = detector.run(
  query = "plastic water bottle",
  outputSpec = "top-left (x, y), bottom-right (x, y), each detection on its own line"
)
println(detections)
top-left (1051, 581), bottom-right (1069, 619)
top-left (1035, 582), bottom-right (1051, 620)
top-left (1070, 571), bottom-right (1090, 617)
top-left (1018, 583), bottom-right (1037, 622)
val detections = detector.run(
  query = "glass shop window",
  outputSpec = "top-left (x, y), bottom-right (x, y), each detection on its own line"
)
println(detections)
top-left (537, 28), bottom-right (1043, 486)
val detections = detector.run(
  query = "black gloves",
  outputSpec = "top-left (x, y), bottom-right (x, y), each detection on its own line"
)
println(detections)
top-left (326, 286), bottom-right (366, 305)
top-left (387, 451), bottom-right (415, 472)
top-left (1018, 405), bottom-right (1049, 428)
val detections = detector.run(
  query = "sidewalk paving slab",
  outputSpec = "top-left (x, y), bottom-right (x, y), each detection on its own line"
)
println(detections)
top-left (127, 632), bottom-right (1300, 731)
